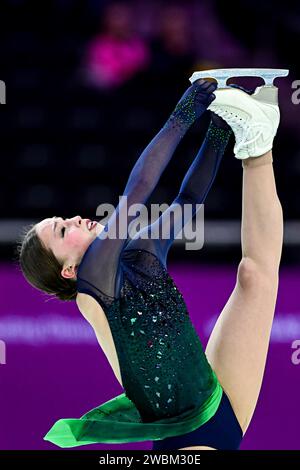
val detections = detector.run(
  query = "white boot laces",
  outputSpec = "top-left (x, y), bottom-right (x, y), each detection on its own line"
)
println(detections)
top-left (212, 107), bottom-right (272, 153)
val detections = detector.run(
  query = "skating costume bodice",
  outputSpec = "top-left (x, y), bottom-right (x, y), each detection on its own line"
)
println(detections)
top-left (77, 244), bottom-right (217, 423)
top-left (44, 235), bottom-right (222, 447)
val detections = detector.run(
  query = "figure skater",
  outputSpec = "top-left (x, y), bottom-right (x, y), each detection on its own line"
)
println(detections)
top-left (18, 79), bottom-right (283, 450)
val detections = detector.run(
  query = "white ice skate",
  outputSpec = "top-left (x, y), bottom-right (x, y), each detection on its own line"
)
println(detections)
top-left (189, 68), bottom-right (289, 159)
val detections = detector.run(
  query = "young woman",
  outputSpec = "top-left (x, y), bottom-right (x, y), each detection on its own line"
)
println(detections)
top-left (18, 80), bottom-right (283, 450)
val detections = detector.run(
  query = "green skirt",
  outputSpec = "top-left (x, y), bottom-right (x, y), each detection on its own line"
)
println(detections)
top-left (44, 372), bottom-right (223, 448)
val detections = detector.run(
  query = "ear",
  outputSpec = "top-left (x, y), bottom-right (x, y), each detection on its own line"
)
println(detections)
top-left (61, 264), bottom-right (78, 280)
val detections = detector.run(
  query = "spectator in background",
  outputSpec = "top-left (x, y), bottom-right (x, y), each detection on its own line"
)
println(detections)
top-left (192, 0), bottom-right (246, 70)
top-left (149, 4), bottom-right (197, 91)
top-left (81, 2), bottom-right (150, 90)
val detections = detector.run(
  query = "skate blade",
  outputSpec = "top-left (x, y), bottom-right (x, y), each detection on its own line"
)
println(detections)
top-left (189, 68), bottom-right (289, 88)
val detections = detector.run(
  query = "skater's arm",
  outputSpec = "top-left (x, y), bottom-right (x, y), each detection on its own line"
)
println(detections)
top-left (77, 295), bottom-right (123, 386)
top-left (104, 79), bottom-right (217, 240)
top-left (122, 79), bottom-right (217, 191)
top-left (77, 80), bottom-right (216, 298)
top-left (125, 116), bottom-right (232, 267)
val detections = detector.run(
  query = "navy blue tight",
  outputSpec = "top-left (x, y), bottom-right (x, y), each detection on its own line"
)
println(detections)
top-left (152, 391), bottom-right (243, 450)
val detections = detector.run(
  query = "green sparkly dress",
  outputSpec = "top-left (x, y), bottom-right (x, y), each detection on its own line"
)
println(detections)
top-left (44, 90), bottom-right (231, 448)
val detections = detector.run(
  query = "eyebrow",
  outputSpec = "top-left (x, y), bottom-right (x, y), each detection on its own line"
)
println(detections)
top-left (52, 217), bottom-right (58, 236)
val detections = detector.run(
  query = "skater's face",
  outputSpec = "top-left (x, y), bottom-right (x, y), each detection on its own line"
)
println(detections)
top-left (35, 216), bottom-right (104, 279)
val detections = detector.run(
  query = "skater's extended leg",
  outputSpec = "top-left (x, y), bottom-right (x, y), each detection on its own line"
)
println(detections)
top-left (205, 89), bottom-right (284, 434)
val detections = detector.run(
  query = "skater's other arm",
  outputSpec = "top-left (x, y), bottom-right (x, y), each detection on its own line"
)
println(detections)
top-left (125, 114), bottom-right (231, 267)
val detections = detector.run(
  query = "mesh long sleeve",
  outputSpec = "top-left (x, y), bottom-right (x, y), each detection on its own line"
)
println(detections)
top-left (126, 121), bottom-right (232, 267)
top-left (77, 82), bottom-right (217, 300)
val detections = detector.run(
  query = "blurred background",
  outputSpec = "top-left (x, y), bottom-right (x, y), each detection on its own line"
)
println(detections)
top-left (0, 0), bottom-right (299, 450)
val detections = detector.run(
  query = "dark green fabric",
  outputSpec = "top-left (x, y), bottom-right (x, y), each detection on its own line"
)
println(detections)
top-left (45, 250), bottom-right (224, 448)
top-left (77, 250), bottom-right (219, 422)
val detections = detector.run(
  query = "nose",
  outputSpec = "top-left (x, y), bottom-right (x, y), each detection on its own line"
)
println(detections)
top-left (67, 216), bottom-right (82, 227)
